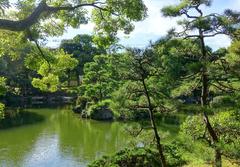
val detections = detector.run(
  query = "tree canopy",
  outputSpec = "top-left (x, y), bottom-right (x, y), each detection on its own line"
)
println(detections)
top-left (0, 0), bottom-right (147, 40)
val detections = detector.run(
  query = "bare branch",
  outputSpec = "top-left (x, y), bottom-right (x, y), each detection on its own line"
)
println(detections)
top-left (27, 29), bottom-right (51, 72)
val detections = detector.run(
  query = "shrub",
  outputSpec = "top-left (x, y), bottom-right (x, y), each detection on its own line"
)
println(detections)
top-left (88, 146), bottom-right (186, 167)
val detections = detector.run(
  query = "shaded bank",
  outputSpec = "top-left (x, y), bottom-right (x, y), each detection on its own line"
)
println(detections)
top-left (0, 109), bottom-right (45, 129)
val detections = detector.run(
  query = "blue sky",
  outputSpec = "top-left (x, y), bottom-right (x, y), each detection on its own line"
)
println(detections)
top-left (47, 0), bottom-right (240, 50)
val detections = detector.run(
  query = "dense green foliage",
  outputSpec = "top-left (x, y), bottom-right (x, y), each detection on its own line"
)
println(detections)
top-left (0, 0), bottom-right (240, 166)
top-left (60, 34), bottom-right (106, 86)
top-left (89, 147), bottom-right (186, 167)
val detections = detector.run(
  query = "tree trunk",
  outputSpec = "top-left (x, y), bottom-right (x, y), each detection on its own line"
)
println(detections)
top-left (141, 77), bottom-right (167, 167)
top-left (199, 30), bottom-right (222, 167)
top-left (215, 148), bottom-right (222, 167)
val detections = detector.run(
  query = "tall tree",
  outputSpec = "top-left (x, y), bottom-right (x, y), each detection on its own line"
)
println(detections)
top-left (79, 54), bottom-right (117, 102)
top-left (162, 1), bottom-right (240, 166)
top-left (113, 48), bottom-right (170, 167)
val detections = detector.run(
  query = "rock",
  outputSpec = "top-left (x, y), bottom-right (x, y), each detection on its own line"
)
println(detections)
top-left (90, 106), bottom-right (113, 121)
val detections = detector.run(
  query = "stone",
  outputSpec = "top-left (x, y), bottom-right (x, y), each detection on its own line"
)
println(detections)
top-left (90, 106), bottom-right (113, 121)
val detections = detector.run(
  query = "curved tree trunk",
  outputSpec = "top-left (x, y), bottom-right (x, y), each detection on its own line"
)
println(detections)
top-left (199, 30), bottom-right (222, 167)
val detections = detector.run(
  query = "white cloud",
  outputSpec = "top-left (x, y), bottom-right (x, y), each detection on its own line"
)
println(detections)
top-left (118, 0), bottom-right (179, 47)
top-left (132, 0), bottom-right (176, 35)
top-left (205, 35), bottom-right (231, 50)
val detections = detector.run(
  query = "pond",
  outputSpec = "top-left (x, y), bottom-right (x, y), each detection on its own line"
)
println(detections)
top-left (0, 108), bottom-right (179, 167)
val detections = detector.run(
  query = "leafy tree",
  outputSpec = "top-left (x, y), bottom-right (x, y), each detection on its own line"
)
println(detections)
top-left (25, 47), bottom-right (78, 92)
top-left (60, 34), bottom-right (106, 86)
top-left (79, 54), bottom-right (120, 103)
top-left (162, 1), bottom-right (240, 166)
top-left (111, 48), bottom-right (173, 167)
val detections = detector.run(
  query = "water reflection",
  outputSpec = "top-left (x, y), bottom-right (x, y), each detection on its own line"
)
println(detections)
top-left (0, 108), bottom-right (130, 167)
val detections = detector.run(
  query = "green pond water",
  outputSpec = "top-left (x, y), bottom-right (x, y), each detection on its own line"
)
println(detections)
top-left (0, 108), bottom-right (179, 167)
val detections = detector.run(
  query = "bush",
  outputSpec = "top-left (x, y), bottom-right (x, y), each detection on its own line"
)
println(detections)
top-left (88, 148), bottom-right (161, 167)
top-left (88, 146), bottom-right (186, 167)
top-left (179, 111), bottom-right (240, 163)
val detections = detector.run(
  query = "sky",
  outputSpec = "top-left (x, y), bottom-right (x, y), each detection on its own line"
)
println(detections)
top-left (46, 0), bottom-right (240, 50)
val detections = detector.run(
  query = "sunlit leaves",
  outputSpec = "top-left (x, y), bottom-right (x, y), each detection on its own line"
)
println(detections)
top-left (56, 7), bottom-right (88, 28)
top-left (0, 31), bottom-right (27, 59)
top-left (180, 109), bottom-right (240, 159)
top-left (25, 48), bottom-right (78, 92)
top-left (161, 1), bottom-right (188, 17)
top-left (32, 73), bottom-right (59, 92)
top-left (162, 0), bottom-right (212, 17)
